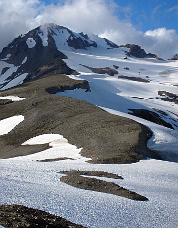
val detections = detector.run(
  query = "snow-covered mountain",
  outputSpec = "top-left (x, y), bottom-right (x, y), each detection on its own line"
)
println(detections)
top-left (0, 23), bottom-right (178, 228)
top-left (0, 23), bottom-right (118, 90)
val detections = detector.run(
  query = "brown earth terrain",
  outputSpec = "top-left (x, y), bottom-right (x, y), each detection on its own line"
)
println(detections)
top-left (0, 204), bottom-right (85, 228)
top-left (0, 74), bottom-right (160, 163)
top-left (59, 170), bottom-right (148, 201)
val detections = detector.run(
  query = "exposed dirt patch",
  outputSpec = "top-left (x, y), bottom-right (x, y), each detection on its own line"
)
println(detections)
top-left (59, 170), bottom-right (148, 201)
top-left (38, 157), bottom-right (75, 162)
top-left (0, 74), bottom-right (160, 163)
top-left (0, 99), bottom-right (13, 105)
top-left (0, 204), bottom-right (85, 228)
top-left (118, 75), bottom-right (150, 83)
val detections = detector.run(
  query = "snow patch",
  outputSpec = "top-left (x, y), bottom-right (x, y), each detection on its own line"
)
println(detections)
top-left (0, 61), bottom-right (18, 85)
top-left (10, 134), bottom-right (90, 162)
top-left (61, 49), bottom-right (178, 160)
top-left (26, 38), bottom-right (36, 48)
top-left (1, 73), bottom-right (28, 91)
top-left (22, 57), bottom-right (27, 64)
top-left (0, 115), bottom-right (24, 135)
top-left (0, 96), bottom-right (25, 101)
top-left (1, 54), bottom-right (11, 61)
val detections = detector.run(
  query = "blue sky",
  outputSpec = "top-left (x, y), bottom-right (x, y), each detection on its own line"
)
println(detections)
top-left (42, 0), bottom-right (178, 33)
top-left (0, 0), bottom-right (178, 58)
top-left (115, 0), bottom-right (178, 32)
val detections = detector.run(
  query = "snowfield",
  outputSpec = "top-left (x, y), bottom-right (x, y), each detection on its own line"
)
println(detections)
top-left (0, 113), bottom-right (177, 227)
top-left (59, 47), bottom-right (178, 161)
top-left (0, 157), bottom-right (177, 227)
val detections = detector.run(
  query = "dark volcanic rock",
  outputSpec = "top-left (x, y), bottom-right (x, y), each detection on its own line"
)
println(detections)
top-left (1, 67), bottom-right (10, 75)
top-left (104, 38), bottom-right (119, 48)
top-left (0, 25), bottom-right (75, 89)
top-left (0, 204), bottom-right (85, 228)
top-left (46, 80), bottom-right (91, 94)
top-left (24, 58), bottom-right (77, 82)
top-left (121, 44), bottom-right (157, 59)
top-left (128, 109), bottom-right (174, 129)
top-left (67, 36), bottom-right (97, 49)
top-left (158, 91), bottom-right (178, 104)
top-left (126, 44), bottom-right (147, 58)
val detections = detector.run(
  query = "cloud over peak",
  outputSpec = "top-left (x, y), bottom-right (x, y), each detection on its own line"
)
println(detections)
top-left (0, 0), bottom-right (177, 59)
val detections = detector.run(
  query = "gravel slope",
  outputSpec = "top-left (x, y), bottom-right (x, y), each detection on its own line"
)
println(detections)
top-left (0, 74), bottom-right (159, 163)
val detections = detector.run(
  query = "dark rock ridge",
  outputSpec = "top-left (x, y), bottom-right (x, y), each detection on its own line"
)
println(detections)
top-left (24, 58), bottom-right (77, 83)
top-left (128, 109), bottom-right (174, 129)
top-left (0, 204), bottom-right (85, 228)
top-left (1, 67), bottom-right (10, 75)
top-left (46, 80), bottom-right (91, 94)
top-left (171, 54), bottom-right (178, 60)
top-left (121, 44), bottom-right (158, 59)
top-left (104, 38), bottom-right (119, 48)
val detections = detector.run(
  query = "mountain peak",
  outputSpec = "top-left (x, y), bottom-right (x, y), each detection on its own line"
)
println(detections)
top-left (0, 24), bottom-right (120, 90)
top-left (39, 23), bottom-right (67, 33)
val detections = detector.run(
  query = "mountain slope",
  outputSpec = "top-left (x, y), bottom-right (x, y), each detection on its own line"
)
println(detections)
top-left (0, 74), bottom-right (156, 163)
top-left (0, 23), bottom-right (177, 161)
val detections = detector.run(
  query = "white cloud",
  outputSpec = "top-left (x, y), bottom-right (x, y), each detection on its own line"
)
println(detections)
top-left (0, 0), bottom-right (177, 59)
top-left (166, 5), bottom-right (178, 13)
top-left (144, 28), bottom-right (178, 59)
top-left (0, 0), bottom-right (41, 50)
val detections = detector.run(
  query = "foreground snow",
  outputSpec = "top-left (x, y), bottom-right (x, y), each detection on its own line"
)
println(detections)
top-left (0, 116), bottom-right (177, 227)
top-left (0, 158), bottom-right (177, 228)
